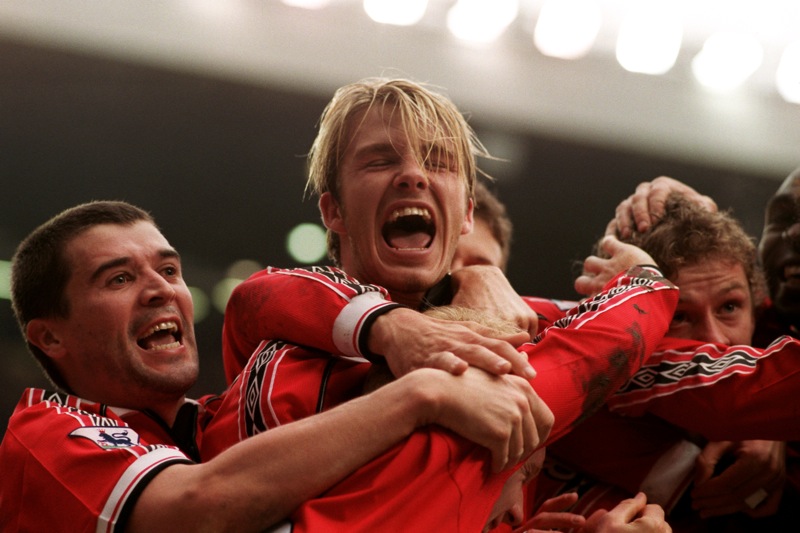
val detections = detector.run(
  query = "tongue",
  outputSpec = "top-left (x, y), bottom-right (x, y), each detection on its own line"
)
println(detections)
top-left (141, 331), bottom-right (176, 350)
top-left (386, 228), bottom-right (432, 249)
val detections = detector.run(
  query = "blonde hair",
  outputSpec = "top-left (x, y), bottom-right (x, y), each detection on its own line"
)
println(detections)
top-left (307, 78), bottom-right (491, 265)
top-left (425, 305), bottom-right (523, 335)
top-left (362, 305), bottom-right (521, 394)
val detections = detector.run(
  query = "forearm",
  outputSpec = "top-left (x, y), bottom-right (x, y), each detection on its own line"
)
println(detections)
top-left (130, 374), bottom-right (431, 532)
top-left (222, 266), bottom-right (396, 382)
top-left (610, 336), bottom-right (800, 441)
top-left (530, 266), bottom-right (678, 443)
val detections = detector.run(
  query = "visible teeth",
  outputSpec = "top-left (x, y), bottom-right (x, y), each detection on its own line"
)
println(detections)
top-left (141, 321), bottom-right (178, 339)
top-left (148, 341), bottom-right (181, 351)
top-left (389, 207), bottom-right (431, 222)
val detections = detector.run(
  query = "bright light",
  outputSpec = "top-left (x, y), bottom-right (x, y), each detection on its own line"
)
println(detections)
top-left (0, 260), bottom-right (9, 300)
top-left (447, 0), bottom-right (519, 44)
top-left (226, 259), bottom-right (262, 280)
top-left (281, 0), bottom-right (331, 9)
top-left (533, 0), bottom-right (602, 60)
top-left (615, 3), bottom-right (682, 75)
top-left (188, 286), bottom-right (210, 323)
top-left (181, 0), bottom-right (244, 20)
top-left (363, 0), bottom-right (428, 26)
top-left (212, 278), bottom-right (243, 314)
top-left (692, 32), bottom-right (764, 92)
top-left (286, 223), bottom-right (328, 264)
top-left (776, 41), bottom-right (800, 104)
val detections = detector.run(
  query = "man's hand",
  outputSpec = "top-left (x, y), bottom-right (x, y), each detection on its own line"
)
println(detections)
top-left (691, 440), bottom-right (786, 518)
top-left (574, 236), bottom-right (656, 297)
top-left (517, 492), bottom-right (586, 532)
top-left (581, 493), bottom-right (672, 533)
top-left (369, 307), bottom-right (535, 379)
top-left (411, 367), bottom-right (553, 472)
top-left (449, 265), bottom-right (539, 339)
top-left (606, 176), bottom-right (717, 239)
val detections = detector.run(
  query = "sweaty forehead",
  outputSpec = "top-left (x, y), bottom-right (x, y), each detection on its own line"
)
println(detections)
top-left (674, 260), bottom-right (749, 295)
top-left (66, 222), bottom-right (172, 273)
top-left (350, 105), bottom-right (437, 143)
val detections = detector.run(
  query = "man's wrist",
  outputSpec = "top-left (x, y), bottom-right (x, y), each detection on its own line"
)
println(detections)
top-left (398, 369), bottom-right (445, 428)
top-left (359, 303), bottom-right (405, 363)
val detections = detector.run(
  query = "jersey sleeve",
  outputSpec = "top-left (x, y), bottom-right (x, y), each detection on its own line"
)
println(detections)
top-left (0, 390), bottom-right (192, 533)
top-left (525, 265), bottom-right (679, 444)
top-left (521, 296), bottom-right (577, 331)
top-left (607, 335), bottom-right (800, 441)
top-left (222, 266), bottom-right (402, 384)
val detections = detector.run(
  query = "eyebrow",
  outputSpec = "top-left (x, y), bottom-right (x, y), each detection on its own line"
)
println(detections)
top-left (352, 142), bottom-right (399, 160)
top-left (89, 248), bottom-right (180, 282)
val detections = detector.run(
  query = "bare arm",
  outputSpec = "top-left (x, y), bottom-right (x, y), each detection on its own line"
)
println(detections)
top-left (128, 367), bottom-right (552, 532)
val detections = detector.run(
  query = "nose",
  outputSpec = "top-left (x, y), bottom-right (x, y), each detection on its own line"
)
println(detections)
top-left (140, 270), bottom-right (177, 306)
top-left (502, 501), bottom-right (524, 528)
top-left (393, 157), bottom-right (428, 191)
top-left (695, 316), bottom-right (730, 346)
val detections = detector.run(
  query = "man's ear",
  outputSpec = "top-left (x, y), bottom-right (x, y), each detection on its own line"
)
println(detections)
top-left (26, 319), bottom-right (67, 360)
top-left (320, 192), bottom-right (346, 234)
top-left (461, 197), bottom-right (474, 236)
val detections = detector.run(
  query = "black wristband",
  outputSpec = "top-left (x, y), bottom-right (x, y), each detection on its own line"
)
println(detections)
top-left (359, 302), bottom-right (405, 363)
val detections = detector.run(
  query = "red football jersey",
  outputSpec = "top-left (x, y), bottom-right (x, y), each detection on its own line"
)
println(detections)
top-left (0, 389), bottom-right (210, 532)
top-left (222, 266), bottom-right (400, 384)
top-left (205, 265), bottom-right (678, 531)
top-left (609, 335), bottom-right (800, 442)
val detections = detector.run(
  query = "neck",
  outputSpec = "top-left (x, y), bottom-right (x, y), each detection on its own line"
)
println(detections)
top-left (146, 399), bottom-right (186, 427)
top-left (390, 290), bottom-right (427, 309)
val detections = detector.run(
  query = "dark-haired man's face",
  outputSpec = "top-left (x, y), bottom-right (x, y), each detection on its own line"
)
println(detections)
top-left (759, 174), bottom-right (800, 321)
top-left (668, 260), bottom-right (754, 346)
top-left (35, 221), bottom-right (199, 409)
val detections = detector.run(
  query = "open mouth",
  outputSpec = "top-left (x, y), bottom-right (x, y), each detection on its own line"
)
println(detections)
top-left (382, 207), bottom-right (434, 250)
top-left (783, 264), bottom-right (800, 283)
top-left (137, 321), bottom-right (182, 351)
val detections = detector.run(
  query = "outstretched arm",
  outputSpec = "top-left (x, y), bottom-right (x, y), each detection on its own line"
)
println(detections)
top-left (529, 264), bottom-right (679, 444)
top-left (130, 367), bottom-right (553, 532)
top-left (608, 335), bottom-right (800, 442)
top-left (225, 265), bottom-right (537, 382)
